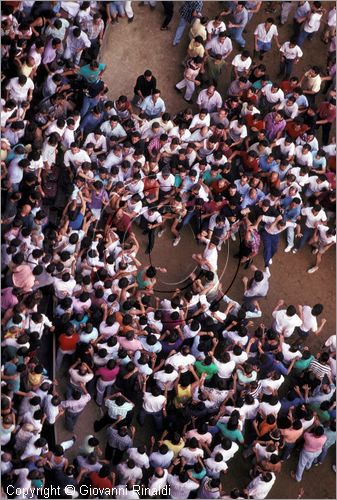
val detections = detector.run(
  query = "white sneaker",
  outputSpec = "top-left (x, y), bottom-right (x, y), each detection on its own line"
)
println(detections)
top-left (158, 228), bottom-right (165, 238)
top-left (173, 236), bottom-right (181, 247)
top-left (284, 245), bottom-right (293, 253)
top-left (312, 248), bottom-right (318, 255)
top-left (268, 258), bottom-right (273, 265)
top-left (307, 266), bottom-right (319, 274)
top-left (292, 248), bottom-right (298, 254)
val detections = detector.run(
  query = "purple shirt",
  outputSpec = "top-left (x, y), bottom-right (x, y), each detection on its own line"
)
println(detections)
top-left (265, 112), bottom-right (286, 141)
top-left (89, 189), bottom-right (108, 209)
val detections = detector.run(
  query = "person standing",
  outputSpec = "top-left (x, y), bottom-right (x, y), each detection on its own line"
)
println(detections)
top-left (279, 37), bottom-right (303, 80)
top-left (133, 70), bottom-right (157, 108)
top-left (173, 1), bottom-right (203, 47)
top-left (175, 57), bottom-right (202, 103)
top-left (293, 1), bottom-right (311, 38)
top-left (292, 426), bottom-right (327, 482)
top-left (297, 1), bottom-right (324, 46)
top-left (221, 2), bottom-right (249, 49)
top-left (161, 1), bottom-right (174, 31)
top-left (254, 18), bottom-right (280, 61)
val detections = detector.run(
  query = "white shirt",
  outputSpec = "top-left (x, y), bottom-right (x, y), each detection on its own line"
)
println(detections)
top-left (300, 305), bottom-right (318, 333)
top-left (207, 20), bottom-right (226, 36)
top-left (196, 89), bottom-right (223, 112)
top-left (272, 309), bottom-right (302, 337)
top-left (232, 54), bottom-right (252, 72)
top-left (301, 207), bottom-right (327, 229)
top-left (295, 146), bottom-right (313, 166)
top-left (212, 441), bottom-right (239, 462)
top-left (261, 84), bottom-right (284, 103)
top-left (6, 77), bottom-right (34, 102)
top-left (205, 36), bottom-right (233, 58)
top-left (281, 342), bottom-right (302, 363)
top-left (280, 41), bottom-right (303, 60)
top-left (202, 244), bottom-right (218, 272)
top-left (229, 120), bottom-right (247, 141)
top-left (142, 393), bottom-right (166, 413)
top-left (317, 224), bottom-right (336, 245)
top-left (156, 172), bottom-right (175, 192)
top-left (254, 23), bottom-right (278, 42)
top-left (304, 11), bottom-right (323, 33)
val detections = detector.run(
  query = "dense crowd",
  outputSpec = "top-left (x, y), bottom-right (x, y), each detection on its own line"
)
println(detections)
top-left (1, 1), bottom-right (336, 499)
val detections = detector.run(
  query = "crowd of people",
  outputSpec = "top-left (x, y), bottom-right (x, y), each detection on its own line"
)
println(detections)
top-left (1, 1), bottom-right (336, 499)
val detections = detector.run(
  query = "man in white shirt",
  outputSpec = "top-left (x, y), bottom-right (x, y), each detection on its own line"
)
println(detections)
top-left (64, 26), bottom-right (91, 64)
top-left (293, 204), bottom-right (327, 253)
top-left (138, 383), bottom-right (167, 431)
top-left (298, 2), bottom-right (323, 46)
top-left (205, 32), bottom-right (233, 60)
top-left (6, 75), bottom-right (34, 104)
top-left (196, 85), bottom-right (223, 113)
top-left (272, 300), bottom-right (302, 338)
top-left (232, 49), bottom-right (252, 78)
top-left (279, 37), bottom-right (303, 79)
top-left (254, 18), bottom-right (280, 60)
top-left (307, 225), bottom-right (336, 273)
top-left (64, 142), bottom-right (91, 169)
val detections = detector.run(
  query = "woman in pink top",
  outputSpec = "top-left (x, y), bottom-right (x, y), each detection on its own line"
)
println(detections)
top-left (96, 359), bottom-right (120, 405)
top-left (293, 426), bottom-right (327, 482)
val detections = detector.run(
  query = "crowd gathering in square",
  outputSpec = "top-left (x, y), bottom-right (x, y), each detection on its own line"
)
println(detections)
top-left (1, 1), bottom-right (336, 499)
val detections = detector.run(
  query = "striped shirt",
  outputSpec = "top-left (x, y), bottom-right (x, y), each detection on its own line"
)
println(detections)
top-left (309, 359), bottom-right (332, 380)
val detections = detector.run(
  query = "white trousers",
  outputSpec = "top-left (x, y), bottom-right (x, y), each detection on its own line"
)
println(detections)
top-left (176, 78), bottom-right (195, 100)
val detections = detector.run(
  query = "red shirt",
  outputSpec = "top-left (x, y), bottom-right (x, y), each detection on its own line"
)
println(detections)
top-left (58, 333), bottom-right (79, 351)
top-left (245, 114), bottom-right (265, 131)
top-left (238, 151), bottom-right (259, 174)
top-left (89, 472), bottom-right (113, 490)
top-left (285, 122), bottom-right (309, 139)
top-left (318, 102), bottom-right (336, 123)
top-left (113, 213), bottom-right (131, 232)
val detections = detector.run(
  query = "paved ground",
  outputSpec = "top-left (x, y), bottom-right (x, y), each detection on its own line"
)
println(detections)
top-left (57, 2), bottom-right (336, 498)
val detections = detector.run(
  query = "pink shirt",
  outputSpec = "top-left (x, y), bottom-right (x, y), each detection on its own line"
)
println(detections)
top-left (117, 336), bottom-right (143, 352)
top-left (1, 287), bottom-right (18, 310)
top-left (96, 366), bottom-right (120, 382)
top-left (12, 265), bottom-right (35, 292)
top-left (303, 431), bottom-right (327, 452)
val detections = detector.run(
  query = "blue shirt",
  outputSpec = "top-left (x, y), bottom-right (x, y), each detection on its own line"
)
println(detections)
top-left (140, 95), bottom-right (166, 117)
top-left (283, 204), bottom-right (301, 222)
top-left (259, 155), bottom-right (278, 173)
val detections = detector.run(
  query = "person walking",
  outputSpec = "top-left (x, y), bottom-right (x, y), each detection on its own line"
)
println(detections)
top-left (173, 1), bottom-right (203, 46)
top-left (292, 426), bottom-right (327, 482)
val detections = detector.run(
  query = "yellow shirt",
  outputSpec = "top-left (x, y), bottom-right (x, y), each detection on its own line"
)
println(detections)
top-left (189, 19), bottom-right (207, 41)
top-left (188, 41), bottom-right (205, 58)
top-left (163, 439), bottom-right (185, 458)
top-left (304, 72), bottom-right (321, 93)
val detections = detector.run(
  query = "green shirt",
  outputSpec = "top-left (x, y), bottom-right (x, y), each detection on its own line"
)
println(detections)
top-left (216, 422), bottom-right (244, 443)
top-left (194, 360), bottom-right (218, 380)
top-left (294, 355), bottom-right (314, 373)
top-left (79, 63), bottom-right (106, 83)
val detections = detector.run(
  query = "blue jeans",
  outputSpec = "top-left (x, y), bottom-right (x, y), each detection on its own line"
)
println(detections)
top-left (295, 226), bottom-right (314, 250)
top-left (257, 40), bottom-right (271, 52)
top-left (280, 58), bottom-right (294, 78)
top-left (173, 17), bottom-right (188, 45)
top-left (138, 408), bottom-right (163, 431)
top-left (80, 95), bottom-right (99, 117)
top-left (295, 449), bottom-right (321, 481)
top-left (297, 29), bottom-right (311, 46)
top-left (227, 27), bottom-right (246, 48)
top-left (261, 230), bottom-right (280, 266)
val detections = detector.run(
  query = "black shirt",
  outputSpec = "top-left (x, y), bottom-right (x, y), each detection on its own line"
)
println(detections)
top-left (134, 75), bottom-right (157, 97)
